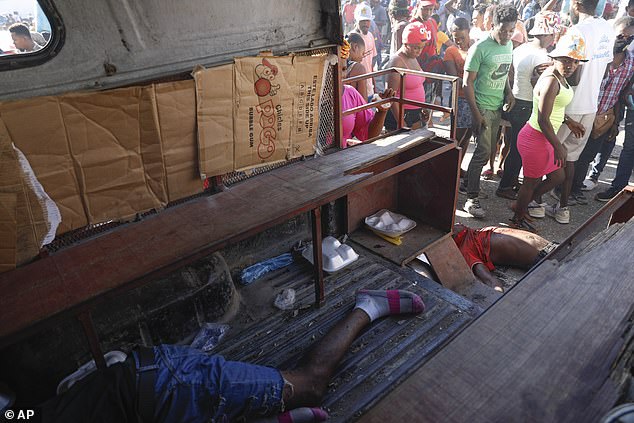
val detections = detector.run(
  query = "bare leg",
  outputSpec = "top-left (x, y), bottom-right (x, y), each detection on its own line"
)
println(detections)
top-left (512, 176), bottom-right (540, 221)
top-left (559, 161), bottom-right (575, 208)
top-left (533, 168), bottom-right (565, 204)
top-left (281, 309), bottom-right (370, 408)
top-left (281, 291), bottom-right (423, 408)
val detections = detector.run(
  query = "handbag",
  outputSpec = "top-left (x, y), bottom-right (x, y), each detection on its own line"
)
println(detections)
top-left (590, 107), bottom-right (616, 139)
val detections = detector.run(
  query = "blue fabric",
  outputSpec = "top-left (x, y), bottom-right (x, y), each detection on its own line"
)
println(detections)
top-left (611, 108), bottom-right (634, 191)
top-left (456, 97), bottom-right (473, 129)
top-left (240, 253), bottom-right (294, 285)
top-left (135, 345), bottom-right (284, 423)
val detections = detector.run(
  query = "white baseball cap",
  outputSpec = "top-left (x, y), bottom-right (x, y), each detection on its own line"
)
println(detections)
top-left (354, 3), bottom-right (374, 22)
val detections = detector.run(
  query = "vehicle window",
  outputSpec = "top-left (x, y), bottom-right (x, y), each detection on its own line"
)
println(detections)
top-left (0, 0), bottom-right (62, 68)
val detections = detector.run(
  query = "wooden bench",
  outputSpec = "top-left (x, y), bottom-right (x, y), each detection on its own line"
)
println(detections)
top-left (0, 128), bottom-right (461, 368)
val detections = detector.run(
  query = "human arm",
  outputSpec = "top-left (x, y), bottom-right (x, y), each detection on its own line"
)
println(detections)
top-left (366, 88), bottom-right (395, 138)
top-left (531, 62), bottom-right (551, 87)
top-left (505, 76), bottom-right (516, 111)
top-left (472, 263), bottom-right (504, 292)
top-left (386, 55), bottom-right (405, 127)
top-left (347, 62), bottom-right (369, 101)
top-left (536, 75), bottom-right (567, 166)
top-left (563, 115), bottom-right (585, 138)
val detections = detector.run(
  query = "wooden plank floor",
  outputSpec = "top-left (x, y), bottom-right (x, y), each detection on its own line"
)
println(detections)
top-left (361, 218), bottom-right (634, 423)
top-left (214, 248), bottom-right (480, 423)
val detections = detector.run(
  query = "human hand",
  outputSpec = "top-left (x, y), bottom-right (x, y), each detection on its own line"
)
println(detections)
top-left (471, 112), bottom-right (485, 135)
top-left (554, 143), bottom-right (567, 167)
top-left (566, 118), bottom-right (585, 138)
top-left (504, 94), bottom-right (515, 112)
top-left (534, 62), bottom-right (552, 76)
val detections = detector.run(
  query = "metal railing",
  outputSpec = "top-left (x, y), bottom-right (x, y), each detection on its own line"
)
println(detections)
top-left (342, 67), bottom-right (459, 142)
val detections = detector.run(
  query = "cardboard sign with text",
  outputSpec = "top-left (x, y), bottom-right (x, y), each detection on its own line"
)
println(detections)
top-left (289, 55), bottom-right (325, 159)
top-left (234, 56), bottom-right (293, 171)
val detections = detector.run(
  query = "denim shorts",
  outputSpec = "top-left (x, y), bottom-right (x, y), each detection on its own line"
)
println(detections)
top-left (137, 345), bottom-right (285, 422)
top-left (456, 97), bottom-right (472, 129)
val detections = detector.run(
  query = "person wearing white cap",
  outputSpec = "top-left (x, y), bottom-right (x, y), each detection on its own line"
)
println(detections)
top-left (352, 2), bottom-right (378, 97)
top-left (496, 11), bottom-right (561, 200)
top-left (510, 29), bottom-right (588, 230)
top-left (548, 0), bottom-right (616, 223)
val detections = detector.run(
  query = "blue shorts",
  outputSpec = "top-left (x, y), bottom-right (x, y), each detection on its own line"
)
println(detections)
top-left (135, 345), bottom-right (285, 422)
top-left (456, 97), bottom-right (473, 129)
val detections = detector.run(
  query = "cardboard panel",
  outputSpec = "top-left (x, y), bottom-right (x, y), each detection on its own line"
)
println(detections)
top-left (234, 56), bottom-right (294, 171)
top-left (0, 192), bottom-right (17, 273)
top-left (194, 64), bottom-right (235, 178)
top-left (154, 80), bottom-right (203, 200)
top-left (139, 86), bottom-right (169, 205)
top-left (0, 98), bottom-right (87, 233)
top-left (60, 87), bottom-right (166, 223)
top-left (0, 119), bottom-right (41, 267)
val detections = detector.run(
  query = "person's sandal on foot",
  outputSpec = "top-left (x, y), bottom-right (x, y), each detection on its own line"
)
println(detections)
top-left (509, 217), bottom-right (537, 233)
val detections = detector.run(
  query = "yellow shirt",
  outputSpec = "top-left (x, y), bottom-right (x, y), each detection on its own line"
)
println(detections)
top-left (436, 31), bottom-right (449, 55)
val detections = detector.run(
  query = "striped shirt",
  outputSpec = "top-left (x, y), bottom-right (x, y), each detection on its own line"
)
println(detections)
top-left (597, 52), bottom-right (634, 114)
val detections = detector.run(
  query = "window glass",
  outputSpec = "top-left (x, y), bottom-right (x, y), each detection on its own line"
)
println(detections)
top-left (0, 0), bottom-right (52, 56)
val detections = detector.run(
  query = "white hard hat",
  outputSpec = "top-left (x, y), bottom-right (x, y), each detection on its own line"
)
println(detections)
top-left (354, 3), bottom-right (374, 22)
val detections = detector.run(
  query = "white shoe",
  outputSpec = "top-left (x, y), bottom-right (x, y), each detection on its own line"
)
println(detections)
top-left (581, 178), bottom-right (598, 191)
top-left (527, 200), bottom-right (546, 218)
top-left (545, 204), bottom-right (570, 224)
top-left (465, 198), bottom-right (485, 218)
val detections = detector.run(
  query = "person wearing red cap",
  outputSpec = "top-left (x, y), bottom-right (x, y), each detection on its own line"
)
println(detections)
top-left (384, 21), bottom-right (431, 130)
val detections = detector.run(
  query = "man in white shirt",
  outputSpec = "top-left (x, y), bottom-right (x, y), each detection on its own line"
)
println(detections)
top-left (352, 3), bottom-right (378, 98)
top-left (546, 0), bottom-right (616, 224)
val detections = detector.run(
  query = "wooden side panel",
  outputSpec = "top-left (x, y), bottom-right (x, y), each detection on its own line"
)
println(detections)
top-left (424, 236), bottom-right (476, 292)
top-left (346, 176), bottom-right (398, 233)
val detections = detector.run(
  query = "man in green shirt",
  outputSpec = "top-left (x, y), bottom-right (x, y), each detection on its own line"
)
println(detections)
top-left (462, 4), bottom-right (517, 218)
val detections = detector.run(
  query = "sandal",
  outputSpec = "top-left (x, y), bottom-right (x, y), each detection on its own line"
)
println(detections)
top-left (509, 217), bottom-right (537, 233)
top-left (482, 169), bottom-right (494, 179)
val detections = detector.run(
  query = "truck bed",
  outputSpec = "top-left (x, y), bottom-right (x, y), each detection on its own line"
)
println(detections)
top-left (213, 245), bottom-right (481, 422)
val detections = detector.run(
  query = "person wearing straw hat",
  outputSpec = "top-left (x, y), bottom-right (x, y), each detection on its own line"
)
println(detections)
top-left (510, 30), bottom-right (588, 231)
top-left (547, 0), bottom-right (616, 224)
top-left (496, 11), bottom-right (561, 201)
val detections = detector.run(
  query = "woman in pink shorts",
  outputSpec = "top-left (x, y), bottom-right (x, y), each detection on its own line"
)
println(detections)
top-left (511, 31), bottom-right (588, 230)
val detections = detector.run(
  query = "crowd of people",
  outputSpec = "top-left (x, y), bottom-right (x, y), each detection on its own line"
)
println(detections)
top-left (340, 0), bottom-right (634, 231)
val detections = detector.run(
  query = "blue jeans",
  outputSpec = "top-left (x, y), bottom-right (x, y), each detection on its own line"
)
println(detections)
top-left (572, 130), bottom-right (611, 193)
top-left (610, 108), bottom-right (634, 191)
top-left (136, 345), bottom-right (284, 423)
